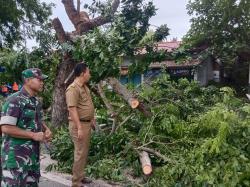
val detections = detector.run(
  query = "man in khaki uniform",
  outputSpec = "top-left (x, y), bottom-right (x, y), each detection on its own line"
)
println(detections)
top-left (65, 63), bottom-right (95, 187)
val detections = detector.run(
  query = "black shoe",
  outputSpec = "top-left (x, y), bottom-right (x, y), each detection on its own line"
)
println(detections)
top-left (81, 177), bottom-right (92, 184)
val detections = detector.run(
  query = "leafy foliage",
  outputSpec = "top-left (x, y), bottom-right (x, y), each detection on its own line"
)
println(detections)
top-left (0, 48), bottom-right (60, 108)
top-left (50, 74), bottom-right (250, 186)
top-left (0, 0), bottom-right (53, 47)
top-left (185, 0), bottom-right (250, 62)
top-left (60, 0), bottom-right (169, 84)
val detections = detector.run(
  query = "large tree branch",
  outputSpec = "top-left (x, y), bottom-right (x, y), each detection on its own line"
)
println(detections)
top-left (77, 0), bottom-right (120, 34)
top-left (90, 0), bottom-right (120, 24)
top-left (61, 0), bottom-right (120, 35)
top-left (52, 18), bottom-right (69, 44)
top-left (97, 81), bottom-right (116, 117)
top-left (110, 0), bottom-right (120, 14)
top-left (107, 77), bottom-right (152, 117)
top-left (115, 114), bottom-right (133, 131)
top-left (62, 0), bottom-right (80, 29)
top-left (77, 0), bottom-right (80, 13)
top-left (107, 77), bottom-right (139, 109)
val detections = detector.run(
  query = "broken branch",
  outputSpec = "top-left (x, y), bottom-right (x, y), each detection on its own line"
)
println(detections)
top-left (62, 0), bottom-right (80, 29)
top-left (137, 147), bottom-right (173, 163)
top-left (115, 114), bottom-right (133, 131)
top-left (107, 77), bottom-right (139, 109)
top-left (52, 18), bottom-right (69, 44)
top-left (97, 81), bottom-right (116, 117)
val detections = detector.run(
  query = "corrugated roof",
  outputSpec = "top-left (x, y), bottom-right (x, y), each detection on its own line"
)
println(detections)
top-left (150, 59), bottom-right (201, 69)
top-left (156, 41), bottom-right (182, 52)
top-left (137, 40), bottom-right (182, 55)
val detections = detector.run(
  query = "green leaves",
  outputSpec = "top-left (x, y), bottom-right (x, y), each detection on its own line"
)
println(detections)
top-left (61, 0), bottom-right (169, 84)
top-left (0, 0), bottom-right (53, 47)
top-left (184, 0), bottom-right (250, 65)
top-left (48, 74), bottom-right (249, 185)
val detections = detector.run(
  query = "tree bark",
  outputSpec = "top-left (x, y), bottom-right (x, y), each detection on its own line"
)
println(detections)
top-left (138, 147), bottom-right (173, 163)
top-left (52, 18), bottom-right (69, 43)
top-left (62, 0), bottom-right (80, 29)
top-left (107, 77), bottom-right (140, 109)
top-left (77, 0), bottom-right (80, 13)
top-left (97, 81), bottom-right (116, 117)
top-left (51, 57), bottom-right (77, 127)
top-left (62, 0), bottom-right (120, 35)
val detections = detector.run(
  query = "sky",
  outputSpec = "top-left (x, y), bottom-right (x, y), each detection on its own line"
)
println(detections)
top-left (28, 0), bottom-right (191, 48)
top-left (149, 0), bottom-right (191, 40)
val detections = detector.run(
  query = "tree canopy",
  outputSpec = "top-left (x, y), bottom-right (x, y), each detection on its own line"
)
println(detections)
top-left (0, 0), bottom-right (53, 47)
top-left (184, 0), bottom-right (250, 64)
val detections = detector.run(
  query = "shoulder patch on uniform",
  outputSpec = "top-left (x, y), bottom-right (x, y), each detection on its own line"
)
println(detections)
top-left (66, 83), bottom-right (77, 92)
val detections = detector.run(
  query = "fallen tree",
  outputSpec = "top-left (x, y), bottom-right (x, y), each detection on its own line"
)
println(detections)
top-left (49, 75), bottom-right (250, 186)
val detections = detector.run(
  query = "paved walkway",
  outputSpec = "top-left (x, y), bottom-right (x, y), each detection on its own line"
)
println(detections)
top-left (40, 154), bottom-right (122, 187)
top-left (39, 177), bottom-right (70, 187)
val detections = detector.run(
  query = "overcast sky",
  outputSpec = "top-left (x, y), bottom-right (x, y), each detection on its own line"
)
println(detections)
top-left (28, 0), bottom-right (191, 48)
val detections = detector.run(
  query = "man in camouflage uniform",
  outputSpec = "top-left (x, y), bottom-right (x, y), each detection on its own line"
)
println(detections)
top-left (0, 68), bottom-right (52, 187)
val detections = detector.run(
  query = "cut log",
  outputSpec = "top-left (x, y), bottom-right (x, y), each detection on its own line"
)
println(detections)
top-left (129, 98), bottom-right (140, 109)
top-left (107, 77), bottom-right (139, 109)
top-left (139, 151), bottom-right (152, 175)
top-left (138, 147), bottom-right (174, 163)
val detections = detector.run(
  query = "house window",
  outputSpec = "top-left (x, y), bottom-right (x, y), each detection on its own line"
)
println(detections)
top-left (120, 74), bottom-right (142, 86)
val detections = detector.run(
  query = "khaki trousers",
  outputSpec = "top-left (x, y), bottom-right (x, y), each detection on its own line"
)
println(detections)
top-left (69, 121), bottom-right (91, 187)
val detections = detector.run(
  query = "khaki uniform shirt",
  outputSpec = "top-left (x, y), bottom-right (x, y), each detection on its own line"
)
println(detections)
top-left (65, 81), bottom-right (95, 121)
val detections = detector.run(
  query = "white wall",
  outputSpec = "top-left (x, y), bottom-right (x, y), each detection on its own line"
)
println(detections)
top-left (196, 58), bottom-right (214, 86)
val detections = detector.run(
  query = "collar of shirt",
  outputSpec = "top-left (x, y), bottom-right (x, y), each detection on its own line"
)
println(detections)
top-left (74, 80), bottom-right (85, 88)
top-left (20, 87), bottom-right (37, 101)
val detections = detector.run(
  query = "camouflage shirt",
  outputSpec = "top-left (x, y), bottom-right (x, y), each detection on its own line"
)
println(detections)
top-left (0, 88), bottom-right (43, 171)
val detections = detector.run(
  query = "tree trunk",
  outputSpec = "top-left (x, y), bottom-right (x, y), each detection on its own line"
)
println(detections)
top-left (219, 62), bottom-right (225, 83)
top-left (248, 63), bottom-right (250, 93)
top-left (139, 151), bottom-right (152, 175)
top-left (51, 57), bottom-right (76, 126)
top-left (51, 0), bottom-right (121, 126)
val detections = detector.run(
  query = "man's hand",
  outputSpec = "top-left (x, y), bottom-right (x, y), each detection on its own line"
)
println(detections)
top-left (44, 128), bottom-right (52, 142)
top-left (77, 127), bottom-right (84, 140)
top-left (32, 132), bottom-right (45, 142)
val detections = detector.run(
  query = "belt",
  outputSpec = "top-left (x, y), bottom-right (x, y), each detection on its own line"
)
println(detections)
top-left (80, 119), bottom-right (91, 122)
top-left (68, 118), bottom-right (91, 122)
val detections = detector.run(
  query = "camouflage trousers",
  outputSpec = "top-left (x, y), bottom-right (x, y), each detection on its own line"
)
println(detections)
top-left (1, 168), bottom-right (40, 187)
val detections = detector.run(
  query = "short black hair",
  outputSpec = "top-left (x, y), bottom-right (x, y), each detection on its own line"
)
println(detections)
top-left (74, 62), bottom-right (88, 77)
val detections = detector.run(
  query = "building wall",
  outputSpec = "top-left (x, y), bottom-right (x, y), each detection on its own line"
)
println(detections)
top-left (196, 58), bottom-right (214, 86)
top-left (120, 74), bottom-right (142, 86)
